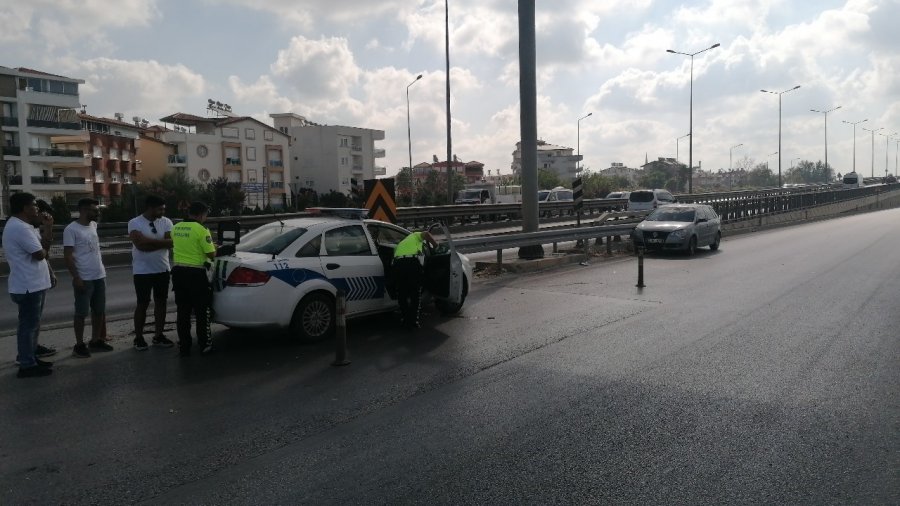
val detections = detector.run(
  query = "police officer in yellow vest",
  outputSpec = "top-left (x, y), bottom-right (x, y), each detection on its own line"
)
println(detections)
top-left (171, 201), bottom-right (216, 356)
top-left (392, 230), bottom-right (438, 329)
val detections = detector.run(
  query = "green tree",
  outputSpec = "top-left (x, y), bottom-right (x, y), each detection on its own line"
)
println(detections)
top-left (538, 168), bottom-right (561, 189)
top-left (201, 177), bottom-right (246, 216)
top-left (49, 196), bottom-right (72, 224)
top-left (395, 167), bottom-right (414, 207)
top-left (414, 170), bottom-right (465, 206)
top-left (786, 160), bottom-right (834, 184)
top-left (639, 168), bottom-right (669, 189)
top-left (747, 164), bottom-right (777, 187)
top-left (319, 190), bottom-right (351, 207)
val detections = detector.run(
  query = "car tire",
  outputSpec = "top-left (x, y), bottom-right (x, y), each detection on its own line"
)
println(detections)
top-left (435, 277), bottom-right (468, 316)
top-left (710, 232), bottom-right (721, 251)
top-left (687, 236), bottom-right (697, 256)
top-left (290, 292), bottom-right (335, 342)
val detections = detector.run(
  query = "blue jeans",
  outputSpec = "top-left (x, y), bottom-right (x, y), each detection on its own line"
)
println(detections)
top-left (11, 290), bottom-right (46, 368)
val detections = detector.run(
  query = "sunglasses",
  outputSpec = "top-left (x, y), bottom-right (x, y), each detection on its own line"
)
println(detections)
top-left (149, 220), bottom-right (157, 234)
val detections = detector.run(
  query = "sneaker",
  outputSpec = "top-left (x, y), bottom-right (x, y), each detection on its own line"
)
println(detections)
top-left (88, 341), bottom-right (114, 352)
top-left (200, 344), bottom-right (214, 356)
top-left (36, 358), bottom-right (53, 368)
top-left (17, 366), bottom-right (52, 378)
top-left (134, 337), bottom-right (149, 351)
top-left (152, 335), bottom-right (175, 348)
top-left (35, 344), bottom-right (57, 358)
top-left (73, 343), bottom-right (91, 358)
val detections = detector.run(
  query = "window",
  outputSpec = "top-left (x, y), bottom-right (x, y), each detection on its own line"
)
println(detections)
top-left (340, 137), bottom-right (349, 147)
top-left (279, 127), bottom-right (288, 134)
top-left (340, 157), bottom-right (347, 166)
top-left (198, 169), bottom-right (210, 182)
top-left (236, 224), bottom-right (308, 255)
top-left (296, 235), bottom-right (322, 257)
top-left (245, 128), bottom-right (255, 140)
top-left (222, 127), bottom-right (239, 138)
top-left (246, 146), bottom-right (256, 161)
top-left (324, 226), bottom-right (372, 256)
top-left (264, 130), bottom-right (274, 141)
top-left (367, 224), bottom-right (408, 246)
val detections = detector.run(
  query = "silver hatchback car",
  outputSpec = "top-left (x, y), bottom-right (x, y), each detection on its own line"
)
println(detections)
top-left (631, 204), bottom-right (721, 255)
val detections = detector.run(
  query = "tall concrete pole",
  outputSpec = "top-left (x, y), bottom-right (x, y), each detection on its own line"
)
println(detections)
top-left (517, 0), bottom-right (542, 259)
top-left (445, 0), bottom-right (454, 204)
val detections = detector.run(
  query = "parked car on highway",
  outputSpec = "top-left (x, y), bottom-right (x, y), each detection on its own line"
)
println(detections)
top-left (627, 189), bottom-right (676, 211)
top-left (538, 186), bottom-right (574, 202)
top-left (211, 210), bottom-right (473, 341)
top-left (605, 191), bottom-right (630, 200)
top-left (631, 204), bottom-right (721, 255)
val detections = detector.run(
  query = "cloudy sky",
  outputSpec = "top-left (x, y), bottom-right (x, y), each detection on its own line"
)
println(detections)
top-left (4, 0), bottom-right (899, 178)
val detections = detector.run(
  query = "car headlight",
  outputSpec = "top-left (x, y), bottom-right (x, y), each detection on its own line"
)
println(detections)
top-left (669, 229), bottom-right (686, 240)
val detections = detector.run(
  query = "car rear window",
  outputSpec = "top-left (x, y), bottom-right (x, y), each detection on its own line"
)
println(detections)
top-left (236, 223), bottom-right (308, 254)
top-left (629, 191), bottom-right (654, 202)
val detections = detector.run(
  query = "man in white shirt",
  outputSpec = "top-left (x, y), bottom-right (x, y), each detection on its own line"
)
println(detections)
top-left (63, 198), bottom-right (110, 358)
top-left (127, 195), bottom-right (174, 350)
top-left (3, 193), bottom-right (55, 378)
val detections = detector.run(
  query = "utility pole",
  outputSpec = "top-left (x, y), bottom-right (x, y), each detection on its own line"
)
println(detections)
top-left (445, 0), bottom-right (453, 204)
top-left (517, 0), bottom-right (542, 259)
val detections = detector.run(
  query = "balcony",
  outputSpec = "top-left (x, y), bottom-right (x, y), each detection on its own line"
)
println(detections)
top-left (26, 119), bottom-right (81, 130)
top-left (373, 148), bottom-right (386, 158)
top-left (351, 145), bottom-right (362, 151)
top-left (28, 147), bottom-right (85, 158)
top-left (225, 157), bottom-right (241, 166)
top-left (123, 174), bottom-right (133, 184)
top-left (167, 154), bottom-right (187, 166)
top-left (1, 116), bottom-right (19, 127)
top-left (374, 166), bottom-right (386, 176)
top-left (2, 145), bottom-right (20, 156)
top-left (270, 181), bottom-right (284, 189)
top-left (9, 175), bottom-right (22, 185)
top-left (268, 159), bottom-right (284, 167)
top-left (351, 165), bottom-right (364, 173)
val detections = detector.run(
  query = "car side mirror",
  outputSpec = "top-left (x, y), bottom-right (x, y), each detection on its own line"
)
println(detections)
top-left (696, 218), bottom-right (708, 223)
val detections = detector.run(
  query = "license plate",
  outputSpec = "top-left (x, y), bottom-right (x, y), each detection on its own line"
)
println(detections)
top-left (647, 239), bottom-right (663, 244)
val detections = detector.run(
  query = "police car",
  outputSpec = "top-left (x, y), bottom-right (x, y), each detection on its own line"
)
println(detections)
top-left (211, 209), bottom-right (473, 341)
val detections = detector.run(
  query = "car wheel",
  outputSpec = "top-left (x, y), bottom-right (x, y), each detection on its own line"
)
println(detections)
top-left (710, 231), bottom-right (721, 251)
top-left (435, 277), bottom-right (468, 316)
top-left (687, 236), bottom-right (697, 256)
top-left (290, 292), bottom-right (335, 342)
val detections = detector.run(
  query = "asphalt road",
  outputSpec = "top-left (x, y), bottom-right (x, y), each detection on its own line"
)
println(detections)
top-left (1, 208), bottom-right (898, 504)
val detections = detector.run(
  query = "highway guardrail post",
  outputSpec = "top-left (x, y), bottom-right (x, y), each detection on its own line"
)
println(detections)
top-left (331, 290), bottom-right (350, 367)
top-left (636, 247), bottom-right (645, 288)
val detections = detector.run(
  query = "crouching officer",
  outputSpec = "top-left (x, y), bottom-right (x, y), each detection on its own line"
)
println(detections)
top-left (171, 201), bottom-right (216, 356)
top-left (392, 229), bottom-right (438, 329)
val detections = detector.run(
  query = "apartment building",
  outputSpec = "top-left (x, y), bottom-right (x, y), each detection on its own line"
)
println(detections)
top-left (410, 157), bottom-right (485, 185)
top-left (159, 113), bottom-right (291, 208)
top-left (511, 140), bottom-right (581, 180)
top-left (270, 113), bottom-right (385, 196)
top-left (0, 66), bottom-right (86, 216)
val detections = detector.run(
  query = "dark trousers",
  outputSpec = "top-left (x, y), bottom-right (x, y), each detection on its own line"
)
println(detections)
top-left (393, 257), bottom-right (423, 326)
top-left (171, 266), bottom-right (211, 350)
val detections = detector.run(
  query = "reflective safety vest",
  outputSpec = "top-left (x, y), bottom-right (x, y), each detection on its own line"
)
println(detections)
top-left (393, 232), bottom-right (425, 259)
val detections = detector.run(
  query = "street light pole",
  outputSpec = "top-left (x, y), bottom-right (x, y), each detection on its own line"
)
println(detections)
top-left (667, 42), bottom-right (720, 194)
top-left (760, 85), bottom-right (801, 187)
top-left (810, 105), bottom-right (840, 171)
top-left (676, 133), bottom-right (690, 164)
top-left (577, 112), bottom-right (592, 172)
top-left (444, 0), bottom-right (453, 204)
top-left (879, 131), bottom-right (896, 178)
top-left (843, 119), bottom-right (868, 173)
top-left (861, 126), bottom-right (883, 178)
top-left (406, 74), bottom-right (422, 172)
top-left (729, 143), bottom-right (743, 171)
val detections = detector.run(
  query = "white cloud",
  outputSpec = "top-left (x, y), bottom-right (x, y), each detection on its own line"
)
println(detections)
top-left (57, 58), bottom-right (206, 121)
top-left (271, 36), bottom-right (361, 102)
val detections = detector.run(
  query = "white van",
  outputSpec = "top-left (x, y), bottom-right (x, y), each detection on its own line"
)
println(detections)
top-left (842, 172), bottom-right (864, 189)
top-left (627, 189), bottom-right (676, 211)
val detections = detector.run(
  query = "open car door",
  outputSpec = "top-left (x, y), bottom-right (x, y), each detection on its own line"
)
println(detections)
top-left (423, 223), bottom-right (463, 306)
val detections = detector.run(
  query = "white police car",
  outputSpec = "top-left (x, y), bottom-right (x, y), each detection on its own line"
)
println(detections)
top-left (211, 209), bottom-right (473, 341)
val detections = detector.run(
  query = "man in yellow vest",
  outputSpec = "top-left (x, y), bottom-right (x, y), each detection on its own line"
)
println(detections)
top-left (392, 229), bottom-right (437, 329)
top-left (171, 201), bottom-right (216, 356)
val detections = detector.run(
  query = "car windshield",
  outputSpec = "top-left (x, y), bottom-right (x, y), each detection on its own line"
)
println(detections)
top-left (647, 209), bottom-right (696, 222)
top-left (236, 223), bottom-right (308, 254)
top-left (554, 190), bottom-right (573, 200)
top-left (606, 192), bottom-right (622, 198)
top-left (538, 190), bottom-right (550, 201)
top-left (630, 191), bottom-right (654, 202)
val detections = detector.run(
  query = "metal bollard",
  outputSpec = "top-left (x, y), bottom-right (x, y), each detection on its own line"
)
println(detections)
top-left (636, 247), bottom-right (645, 288)
top-left (332, 290), bottom-right (350, 366)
